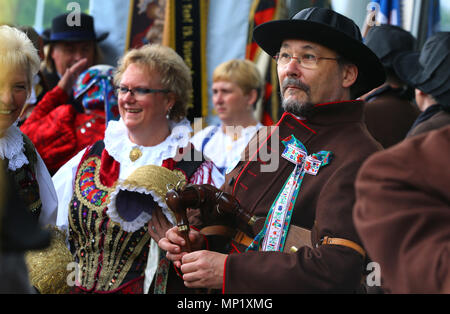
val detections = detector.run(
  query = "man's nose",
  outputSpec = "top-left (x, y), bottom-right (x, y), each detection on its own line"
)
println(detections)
top-left (285, 58), bottom-right (302, 77)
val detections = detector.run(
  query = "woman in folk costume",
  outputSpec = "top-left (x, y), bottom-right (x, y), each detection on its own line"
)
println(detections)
top-left (21, 64), bottom-right (120, 175)
top-left (0, 25), bottom-right (57, 229)
top-left (0, 25), bottom-right (74, 294)
top-left (53, 44), bottom-right (223, 294)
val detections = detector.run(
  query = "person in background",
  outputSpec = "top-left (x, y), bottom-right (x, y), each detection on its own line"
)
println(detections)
top-left (362, 25), bottom-right (420, 148)
top-left (393, 32), bottom-right (450, 137)
top-left (21, 64), bottom-right (120, 175)
top-left (41, 12), bottom-right (107, 106)
top-left (353, 125), bottom-right (450, 293)
top-left (190, 59), bottom-right (263, 176)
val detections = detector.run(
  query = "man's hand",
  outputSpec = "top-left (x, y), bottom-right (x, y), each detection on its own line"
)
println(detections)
top-left (148, 207), bottom-right (174, 243)
top-left (158, 226), bottom-right (205, 268)
top-left (180, 250), bottom-right (227, 290)
top-left (57, 58), bottom-right (89, 95)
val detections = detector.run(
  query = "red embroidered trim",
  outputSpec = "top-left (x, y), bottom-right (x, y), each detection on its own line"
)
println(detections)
top-left (313, 99), bottom-right (362, 107)
top-left (173, 263), bottom-right (183, 279)
top-left (222, 255), bottom-right (228, 294)
top-left (191, 225), bottom-right (209, 250)
top-left (232, 112), bottom-right (319, 195)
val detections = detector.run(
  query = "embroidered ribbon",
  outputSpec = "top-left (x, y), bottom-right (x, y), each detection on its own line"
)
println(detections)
top-left (246, 135), bottom-right (332, 252)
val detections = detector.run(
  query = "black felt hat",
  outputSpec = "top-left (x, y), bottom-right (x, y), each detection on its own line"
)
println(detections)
top-left (253, 7), bottom-right (385, 97)
top-left (365, 24), bottom-right (416, 68)
top-left (394, 32), bottom-right (450, 104)
top-left (42, 12), bottom-right (108, 43)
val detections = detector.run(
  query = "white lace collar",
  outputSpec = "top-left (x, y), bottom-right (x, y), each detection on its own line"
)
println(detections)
top-left (0, 122), bottom-right (29, 171)
top-left (104, 118), bottom-right (192, 179)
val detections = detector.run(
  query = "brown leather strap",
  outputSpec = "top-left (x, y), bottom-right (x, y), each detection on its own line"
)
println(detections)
top-left (234, 230), bottom-right (253, 247)
top-left (321, 236), bottom-right (366, 258)
top-left (233, 229), bottom-right (366, 258)
top-left (200, 225), bottom-right (236, 238)
top-left (234, 224), bottom-right (312, 252)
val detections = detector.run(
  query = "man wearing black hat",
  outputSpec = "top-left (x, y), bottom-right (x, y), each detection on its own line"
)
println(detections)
top-left (363, 25), bottom-right (421, 148)
top-left (42, 13), bottom-right (108, 94)
top-left (393, 32), bottom-right (450, 137)
top-left (159, 8), bottom-right (385, 293)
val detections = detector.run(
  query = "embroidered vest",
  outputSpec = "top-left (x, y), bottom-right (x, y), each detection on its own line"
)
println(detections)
top-left (68, 141), bottom-right (149, 292)
top-left (68, 141), bottom-right (206, 292)
top-left (5, 135), bottom-right (42, 220)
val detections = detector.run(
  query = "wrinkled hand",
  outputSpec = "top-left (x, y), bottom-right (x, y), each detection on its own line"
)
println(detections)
top-left (148, 207), bottom-right (174, 243)
top-left (57, 58), bottom-right (89, 95)
top-left (158, 226), bottom-right (205, 268)
top-left (180, 250), bottom-right (226, 289)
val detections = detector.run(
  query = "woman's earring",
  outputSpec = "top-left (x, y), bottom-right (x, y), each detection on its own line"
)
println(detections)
top-left (166, 107), bottom-right (172, 119)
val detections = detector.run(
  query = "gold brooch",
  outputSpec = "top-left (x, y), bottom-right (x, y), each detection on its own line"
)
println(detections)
top-left (129, 147), bottom-right (143, 162)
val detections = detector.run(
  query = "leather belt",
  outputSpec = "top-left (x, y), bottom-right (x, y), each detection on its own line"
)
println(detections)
top-left (233, 230), bottom-right (366, 258)
top-left (320, 236), bottom-right (366, 258)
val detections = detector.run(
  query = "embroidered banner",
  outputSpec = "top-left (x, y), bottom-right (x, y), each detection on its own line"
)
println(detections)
top-left (163, 0), bottom-right (209, 123)
top-left (246, 0), bottom-right (286, 126)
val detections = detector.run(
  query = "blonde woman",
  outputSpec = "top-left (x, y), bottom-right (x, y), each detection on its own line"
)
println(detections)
top-left (190, 59), bottom-right (263, 175)
top-left (53, 44), bottom-right (222, 294)
top-left (0, 25), bottom-right (58, 293)
top-left (0, 25), bottom-right (57, 227)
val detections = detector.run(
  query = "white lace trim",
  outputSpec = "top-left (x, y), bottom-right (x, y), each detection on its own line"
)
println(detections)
top-left (0, 122), bottom-right (29, 171)
top-left (107, 181), bottom-right (176, 233)
top-left (104, 118), bottom-right (192, 178)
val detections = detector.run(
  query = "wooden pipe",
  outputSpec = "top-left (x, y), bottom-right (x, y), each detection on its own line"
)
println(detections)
top-left (165, 184), bottom-right (259, 239)
top-left (165, 188), bottom-right (192, 252)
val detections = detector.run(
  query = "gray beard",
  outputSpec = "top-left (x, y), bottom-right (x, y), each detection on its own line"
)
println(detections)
top-left (280, 77), bottom-right (315, 119)
top-left (281, 97), bottom-right (315, 119)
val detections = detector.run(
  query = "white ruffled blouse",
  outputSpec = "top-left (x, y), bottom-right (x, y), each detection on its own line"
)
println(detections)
top-left (0, 123), bottom-right (58, 226)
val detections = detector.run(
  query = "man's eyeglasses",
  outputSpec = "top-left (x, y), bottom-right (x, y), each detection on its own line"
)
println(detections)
top-left (116, 86), bottom-right (171, 98)
top-left (274, 51), bottom-right (340, 69)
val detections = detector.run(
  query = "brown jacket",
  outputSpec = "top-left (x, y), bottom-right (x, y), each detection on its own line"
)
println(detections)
top-left (353, 125), bottom-right (450, 293)
top-left (407, 109), bottom-right (450, 138)
top-left (221, 101), bottom-right (381, 293)
top-left (364, 86), bottom-right (420, 148)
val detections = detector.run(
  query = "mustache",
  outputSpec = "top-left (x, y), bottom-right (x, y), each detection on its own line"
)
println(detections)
top-left (281, 78), bottom-right (310, 96)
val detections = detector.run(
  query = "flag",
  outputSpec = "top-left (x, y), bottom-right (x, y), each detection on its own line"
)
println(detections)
top-left (246, 0), bottom-right (287, 126)
top-left (427, 0), bottom-right (441, 38)
top-left (163, 0), bottom-right (209, 123)
top-left (372, 0), bottom-right (402, 26)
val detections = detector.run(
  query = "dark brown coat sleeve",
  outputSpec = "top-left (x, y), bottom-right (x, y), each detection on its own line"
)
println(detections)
top-left (353, 125), bottom-right (450, 293)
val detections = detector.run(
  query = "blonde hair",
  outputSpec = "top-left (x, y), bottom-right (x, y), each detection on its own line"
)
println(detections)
top-left (114, 44), bottom-right (192, 122)
top-left (213, 59), bottom-right (263, 102)
top-left (0, 25), bottom-right (40, 91)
